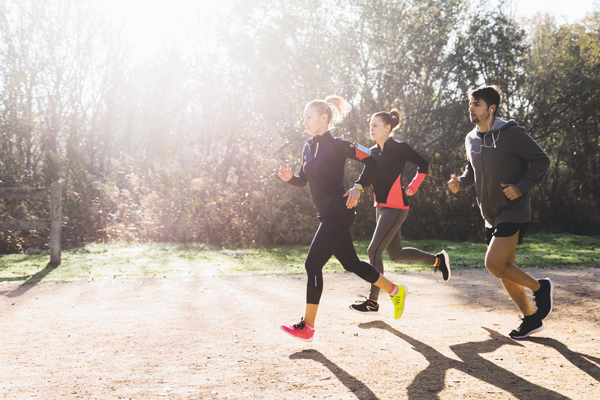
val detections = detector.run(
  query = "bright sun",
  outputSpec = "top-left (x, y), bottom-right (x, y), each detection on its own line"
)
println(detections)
top-left (95, 0), bottom-right (226, 59)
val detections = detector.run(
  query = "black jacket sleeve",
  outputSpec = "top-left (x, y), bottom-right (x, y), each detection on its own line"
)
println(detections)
top-left (287, 148), bottom-right (308, 187)
top-left (399, 142), bottom-right (429, 174)
top-left (459, 159), bottom-right (475, 190)
top-left (511, 127), bottom-right (550, 194)
top-left (338, 140), bottom-right (378, 187)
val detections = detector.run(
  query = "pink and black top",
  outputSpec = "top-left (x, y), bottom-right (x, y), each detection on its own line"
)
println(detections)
top-left (369, 137), bottom-right (428, 209)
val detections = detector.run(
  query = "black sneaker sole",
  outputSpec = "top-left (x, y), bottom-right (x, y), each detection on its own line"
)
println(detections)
top-left (349, 305), bottom-right (379, 314)
top-left (436, 250), bottom-right (451, 281)
top-left (509, 324), bottom-right (545, 340)
top-left (538, 278), bottom-right (554, 319)
top-left (441, 250), bottom-right (451, 281)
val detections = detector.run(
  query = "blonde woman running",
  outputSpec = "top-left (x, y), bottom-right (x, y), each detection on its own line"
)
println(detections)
top-left (278, 96), bottom-right (408, 342)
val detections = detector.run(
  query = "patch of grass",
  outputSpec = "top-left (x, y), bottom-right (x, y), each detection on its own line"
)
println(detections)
top-left (362, 233), bottom-right (599, 271)
top-left (0, 233), bottom-right (598, 285)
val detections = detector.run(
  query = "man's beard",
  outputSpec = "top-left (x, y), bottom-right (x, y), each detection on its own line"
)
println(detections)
top-left (471, 112), bottom-right (490, 125)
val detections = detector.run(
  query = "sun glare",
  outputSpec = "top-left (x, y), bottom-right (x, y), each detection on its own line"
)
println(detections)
top-left (95, 0), bottom-right (226, 59)
top-left (500, 0), bottom-right (595, 22)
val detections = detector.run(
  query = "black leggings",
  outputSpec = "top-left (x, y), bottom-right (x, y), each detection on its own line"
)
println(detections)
top-left (305, 213), bottom-right (381, 304)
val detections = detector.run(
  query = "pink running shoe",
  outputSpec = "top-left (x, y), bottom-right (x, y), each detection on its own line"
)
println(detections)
top-left (280, 318), bottom-right (314, 342)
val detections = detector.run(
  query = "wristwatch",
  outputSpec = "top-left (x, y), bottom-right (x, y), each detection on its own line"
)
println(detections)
top-left (354, 183), bottom-right (364, 192)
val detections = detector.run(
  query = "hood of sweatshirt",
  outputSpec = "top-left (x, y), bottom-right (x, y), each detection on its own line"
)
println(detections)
top-left (475, 117), bottom-right (517, 135)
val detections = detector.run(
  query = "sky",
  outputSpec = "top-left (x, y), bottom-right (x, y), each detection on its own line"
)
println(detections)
top-left (94, 0), bottom-right (225, 59)
top-left (511, 0), bottom-right (596, 22)
top-left (94, 0), bottom-right (598, 60)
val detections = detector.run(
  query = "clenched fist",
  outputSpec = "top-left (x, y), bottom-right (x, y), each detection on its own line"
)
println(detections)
top-left (448, 174), bottom-right (460, 194)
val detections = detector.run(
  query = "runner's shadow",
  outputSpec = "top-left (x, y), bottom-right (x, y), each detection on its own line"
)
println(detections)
top-left (2, 262), bottom-right (57, 298)
top-left (525, 337), bottom-right (600, 381)
top-left (359, 321), bottom-right (569, 400)
top-left (289, 349), bottom-right (379, 400)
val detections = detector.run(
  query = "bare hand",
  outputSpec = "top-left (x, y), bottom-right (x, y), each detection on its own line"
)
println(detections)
top-left (448, 174), bottom-right (460, 194)
top-left (405, 188), bottom-right (414, 196)
top-left (278, 164), bottom-right (293, 181)
top-left (343, 187), bottom-right (361, 209)
top-left (501, 183), bottom-right (522, 200)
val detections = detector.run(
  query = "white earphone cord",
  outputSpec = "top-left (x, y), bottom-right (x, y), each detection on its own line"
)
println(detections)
top-left (472, 112), bottom-right (500, 154)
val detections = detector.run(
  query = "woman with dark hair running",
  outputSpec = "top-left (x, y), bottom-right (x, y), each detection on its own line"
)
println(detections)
top-left (349, 109), bottom-right (451, 314)
top-left (278, 96), bottom-right (408, 342)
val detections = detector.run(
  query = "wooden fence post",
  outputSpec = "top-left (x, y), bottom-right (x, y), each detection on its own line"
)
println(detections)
top-left (0, 182), bottom-right (61, 264)
top-left (49, 182), bottom-right (62, 265)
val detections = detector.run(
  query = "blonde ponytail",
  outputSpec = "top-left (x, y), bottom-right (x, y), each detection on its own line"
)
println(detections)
top-left (306, 95), bottom-right (352, 125)
top-left (325, 96), bottom-right (352, 124)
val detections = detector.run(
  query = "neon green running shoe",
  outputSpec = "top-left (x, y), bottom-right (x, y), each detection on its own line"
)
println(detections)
top-left (390, 284), bottom-right (408, 319)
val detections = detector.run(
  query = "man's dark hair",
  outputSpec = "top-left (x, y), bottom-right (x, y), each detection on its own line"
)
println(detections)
top-left (468, 85), bottom-right (502, 117)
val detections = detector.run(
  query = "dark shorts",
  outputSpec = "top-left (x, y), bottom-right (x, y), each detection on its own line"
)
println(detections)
top-left (485, 222), bottom-right (530, 246)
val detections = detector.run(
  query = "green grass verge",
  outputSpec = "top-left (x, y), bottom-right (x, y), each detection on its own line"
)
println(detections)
top-left (0, 233), bottom-right (598, 284)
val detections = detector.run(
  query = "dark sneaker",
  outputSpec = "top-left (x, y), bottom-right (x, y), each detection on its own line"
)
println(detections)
top-left (534, 278), bottom-right (554, 319)
top-left (435, 250), bottom-right (451, 281)
top-left (349, 298), bottom-right (379, 314)
top-left (509, 314), bottom-right (544, 339)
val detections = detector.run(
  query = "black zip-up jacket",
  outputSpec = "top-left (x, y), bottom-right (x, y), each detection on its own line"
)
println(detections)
top-left (288, 131), bottom-right (378, 217)
top-left (370, 137), bottom-right (429, 209)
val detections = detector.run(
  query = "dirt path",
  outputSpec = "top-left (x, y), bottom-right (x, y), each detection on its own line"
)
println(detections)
top-left (1, 266), bottom-right (599, 399)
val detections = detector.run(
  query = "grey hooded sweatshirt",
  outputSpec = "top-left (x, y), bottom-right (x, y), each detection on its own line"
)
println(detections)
top-left (458, 117), bottom-right (550, 229)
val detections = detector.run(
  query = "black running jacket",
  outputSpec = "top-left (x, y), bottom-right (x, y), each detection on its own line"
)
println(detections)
top-left (369, 137), bottom-right (429, 209)
top-left (288, 131), bottom-right (377, 217)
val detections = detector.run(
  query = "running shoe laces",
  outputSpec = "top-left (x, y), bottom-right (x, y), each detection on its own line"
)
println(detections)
top-left (293, 318), bottom-right (307, 330)
top-left (509, 314), bottom-right (544, 339)
top-left (280, 318), bottom-right (315, 342)
top-left (349, 296), bottom-right (379, 314)
top-left (390, 285), bottom-right (408, 319)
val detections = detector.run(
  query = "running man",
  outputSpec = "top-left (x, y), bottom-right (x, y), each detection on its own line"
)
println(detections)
top-left (278, 96), bottom-right (408, 342)
top-left (350, 109), bottom-right (450, 314)
top-left (448, 85), bottom-right (553, 339)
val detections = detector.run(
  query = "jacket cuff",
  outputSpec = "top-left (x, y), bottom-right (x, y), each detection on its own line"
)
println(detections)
top-left (515, 182), bottom-right (531, 196)
top-left (458, 177), bottom-right (472, 191)
top-left (407, 173), bottom-right (426, 193)
top-left (288, 176), bottom-right (305, 187)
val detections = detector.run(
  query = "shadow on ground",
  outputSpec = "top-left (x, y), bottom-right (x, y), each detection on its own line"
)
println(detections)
top-left (0, 263), bottom-right (57, 297)
top-left (290, 349), bottom-right (380, 400)
top-left (286, 321), bottom-right (595, 399)
top-left (357, 321), bottom-right (575, 400)
top-left (526, 337), bottom-right (600, 382)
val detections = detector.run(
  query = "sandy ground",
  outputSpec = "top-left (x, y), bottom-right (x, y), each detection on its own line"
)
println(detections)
top-left (1, 266), bottom-right (599, 400)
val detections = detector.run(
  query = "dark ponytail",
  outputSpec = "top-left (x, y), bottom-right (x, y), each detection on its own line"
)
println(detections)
top-left (372, 108), bottom-right (401, 132)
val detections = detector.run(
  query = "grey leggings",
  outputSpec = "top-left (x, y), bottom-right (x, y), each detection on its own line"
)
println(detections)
top-left (367, 207), bottom-right (436, 301)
